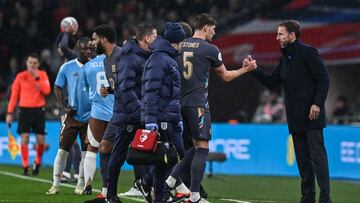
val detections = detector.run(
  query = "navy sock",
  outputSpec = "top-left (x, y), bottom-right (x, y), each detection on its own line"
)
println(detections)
top-left (72, 143), bottom-right (81, 174)
top-left (143, 166), bottom-right (154, 187)
top-left (100, 152), bottom-right (111, 187)
top-left (170, 147), bottom-right (195, 179)
top-left (190, 148), bottom-right (209, 192)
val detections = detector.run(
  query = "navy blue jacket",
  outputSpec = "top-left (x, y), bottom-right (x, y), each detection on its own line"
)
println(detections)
top-left (142, 37), bottom-right (182, 124)
top-left (113, 39), bottom-right (150, 124)
top-left (252, 40), bottom-right (330, 134)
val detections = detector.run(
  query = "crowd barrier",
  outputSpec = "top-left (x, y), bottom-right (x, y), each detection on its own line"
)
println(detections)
top-left (1, 122), bottom-right (359, 180)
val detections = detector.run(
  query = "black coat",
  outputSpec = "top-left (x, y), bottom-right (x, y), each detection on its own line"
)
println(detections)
top-left (252, 40), bottom-right (330, 134)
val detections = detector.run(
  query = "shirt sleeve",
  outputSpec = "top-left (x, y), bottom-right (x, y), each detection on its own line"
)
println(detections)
top-left (58, 32), bottom-right (78, 60)
top-left (207, 45), bottom-right (223, 69)
top-left (37, 71), bottom-right (51, 95)
top-left (305, 47), bottom-right (330, 108)
top-left (7, 74), bottom-right (21, 113)
top-left (54, 65), bottom-right (67, 88)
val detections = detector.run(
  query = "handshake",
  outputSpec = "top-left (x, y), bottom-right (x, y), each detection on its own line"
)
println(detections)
top-left (242, 55), bottom-right (257, 71)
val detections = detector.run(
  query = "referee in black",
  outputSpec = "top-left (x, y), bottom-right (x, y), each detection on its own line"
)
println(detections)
top-left (249, 20), bottom-right (331, 203)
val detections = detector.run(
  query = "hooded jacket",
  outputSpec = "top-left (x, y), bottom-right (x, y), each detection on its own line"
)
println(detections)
top-left (113, 39), bottom-right (150, 124)
top-left (142, 36), bottom-right (182, 124)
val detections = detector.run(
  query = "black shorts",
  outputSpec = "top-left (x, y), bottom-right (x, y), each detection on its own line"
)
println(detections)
top-left (181, 107), bottom-right (212, 141)
top-left (59, 114), bottom-right (88, 151)
top-left (102, 117), bottom-right (116, 143)
top-left (17, 107), bottom-right (46, 135)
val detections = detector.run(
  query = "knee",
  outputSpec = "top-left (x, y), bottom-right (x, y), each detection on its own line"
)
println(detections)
top-left (36, 135), bottom-right (45, 145)
top-left (99, 140), bottom-right (113, 154)
top-left (194, 140), bottom-right (209, 149)
top-left (21, 134), bottom-right (29, 145)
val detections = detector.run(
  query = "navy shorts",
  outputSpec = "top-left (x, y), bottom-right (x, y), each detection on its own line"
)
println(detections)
top-left (181, 107), bottom-right (212, 141)
top-left (102, 117), bottom-right (116, 143)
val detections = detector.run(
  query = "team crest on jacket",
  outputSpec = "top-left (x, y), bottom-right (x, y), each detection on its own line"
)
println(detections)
top-left (127, 125), bottom-right (134, 132)
top-left (160, 122), bottom-right (168, 130)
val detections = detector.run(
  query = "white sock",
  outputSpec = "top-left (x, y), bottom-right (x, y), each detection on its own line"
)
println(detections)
top-left (176, 183), bottom-right (190, 194)
top-left (190, 192), bottom-right (201, 202)
top-left (165, 176), bottom-right (177, 189)
top-left (101, 187), bottom-right (107, 197)
top-left (77, 151), bottom-right (86, 187)
top-left (53, 149), bottom-right (69, 187)
top-left (84, 151), bottom-right (97, 187)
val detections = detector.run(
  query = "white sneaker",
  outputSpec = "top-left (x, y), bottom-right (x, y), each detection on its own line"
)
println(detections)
top-left (119, 186), bottom-right (142, 196)
top-left (46, 185), bottom-right (59, 195)
top-left (74, 185), bottom-right (84, 195)
top-left (199, 198), bottom-right (210, 203)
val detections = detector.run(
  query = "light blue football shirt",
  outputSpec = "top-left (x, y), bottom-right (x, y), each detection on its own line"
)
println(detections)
top-left (84, 55), bottom-right (114, 122)
top-left (55, 58), bottom-right (91, 122)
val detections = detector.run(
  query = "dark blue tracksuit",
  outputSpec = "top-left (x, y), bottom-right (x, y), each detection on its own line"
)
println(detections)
top-left (142, 36), bottom-right (185, 201)
top-left (107, 39), bottom-right (150, 198)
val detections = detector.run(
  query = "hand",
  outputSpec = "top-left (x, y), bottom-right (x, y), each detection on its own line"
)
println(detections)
top-left (242, 55), bottom-right (257, 72)
top-left (145, 123), bottom-right (158, 131)
top-left (6, 114), bottom-right (13, 126)
top-left (308, 104), bottom-right (320, 120)
top-left (100, 87), bottom-right (109, 97)
top-left (28, 67), bottom-right (39, 78)
top-left (63, 105), bottom-right (76, 117)
top-left (65, 24), bottom-right (78, 35)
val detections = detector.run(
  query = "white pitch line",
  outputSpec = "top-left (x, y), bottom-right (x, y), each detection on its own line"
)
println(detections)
top-left (221, 198), bottom-right (277, 203)
top-left (221, 199), bottom-right (251, 203)
top-left (0, 170), bottom-right (145, 202)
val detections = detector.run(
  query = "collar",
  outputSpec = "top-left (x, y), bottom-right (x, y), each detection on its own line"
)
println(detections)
top-left (281, 39), bottom-right (300, 57)
top-left (75, 58), bottom-right (84, 67)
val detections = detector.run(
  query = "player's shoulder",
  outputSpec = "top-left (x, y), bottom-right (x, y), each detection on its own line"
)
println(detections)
top-left (87, 55), bottom-right (105, 66)
top-left (16, 70), bottom-right (28, 78)
top-left (62, 58), bottom-right (77, 67)
top-left (38, 70), bottom-right (48, 76)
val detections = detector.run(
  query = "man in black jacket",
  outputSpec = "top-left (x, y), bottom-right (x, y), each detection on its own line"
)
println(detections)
top-left (248, 20), bottom-right (331, 203)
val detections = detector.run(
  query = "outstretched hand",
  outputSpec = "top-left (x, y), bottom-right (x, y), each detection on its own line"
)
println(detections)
top-left (242, 55), bottom-right (257, 72)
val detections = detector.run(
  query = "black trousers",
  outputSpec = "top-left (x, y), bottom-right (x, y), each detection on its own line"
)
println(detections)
top-left (292, 129), bottom-right (331, 203)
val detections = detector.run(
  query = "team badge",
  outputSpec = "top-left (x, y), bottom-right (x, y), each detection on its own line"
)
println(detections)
top-left (127, 125), bottom-right (134, 132)
top-left (160, 122), bottom-right (168, 130)
top-left (218, 52), bottom-right (223, 61)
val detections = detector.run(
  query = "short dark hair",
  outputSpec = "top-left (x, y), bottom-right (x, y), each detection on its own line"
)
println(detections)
top-left (179, 22), bottom-right (193, 38)
top-left (77, 37), bottom-right (91, 46)
top-left (193, 13), bottom-right (216, 31)
top-left (26, 52), bottom-right (39, 60)
top-left (279, 20), bottom-right (301, 38)
top-left (135, 24), bottom-right (155, 40)
top-left (93, 24), bottom-right (116, 43)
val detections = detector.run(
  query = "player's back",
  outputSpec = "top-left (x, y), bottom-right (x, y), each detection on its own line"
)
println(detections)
top-left (104, 46), bottom-right (122, 91)
top-left (179, 37), bottom-right (223, 108)
top-left (84, 55), bottom-right (114, 122)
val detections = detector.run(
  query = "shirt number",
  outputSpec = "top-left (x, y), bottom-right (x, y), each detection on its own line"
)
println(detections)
top-left (183, 51), bottom-right (194, 80)
top-left (96, 72), bottom-right (109, 94)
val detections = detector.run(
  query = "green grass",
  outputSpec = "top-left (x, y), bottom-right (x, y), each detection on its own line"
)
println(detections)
top-left (0, 164), bottom-right (359, 203)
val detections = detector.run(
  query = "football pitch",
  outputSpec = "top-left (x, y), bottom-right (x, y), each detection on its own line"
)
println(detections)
top-left (0, 164), bottom-right (359, 203)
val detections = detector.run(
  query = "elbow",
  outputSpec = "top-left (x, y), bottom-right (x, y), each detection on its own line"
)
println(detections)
top-left (43, 88), bottom-right (51, 95)
top-left (221, 75), bottom-right (233, 82)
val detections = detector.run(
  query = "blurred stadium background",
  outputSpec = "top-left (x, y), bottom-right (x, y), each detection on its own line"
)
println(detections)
top-left (1, 0), bottom-right (360, 202)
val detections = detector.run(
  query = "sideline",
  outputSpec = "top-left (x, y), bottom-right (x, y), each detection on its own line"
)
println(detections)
top-left (0, 170), bottom-right (145, 202)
